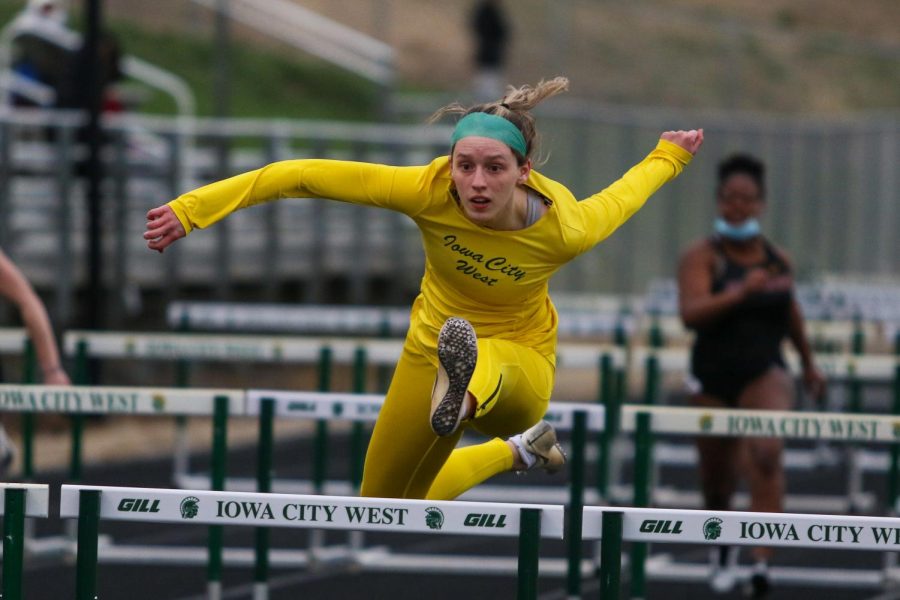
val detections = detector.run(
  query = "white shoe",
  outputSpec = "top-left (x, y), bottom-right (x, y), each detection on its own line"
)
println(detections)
top-left (430, 317), bottom-right (477, 437)
top-left (516, 420), bottom-right (567, 473)
top-left (0, 427), bottom-right (16, 478)
top-left (709, 546), bottom-right (739, 593)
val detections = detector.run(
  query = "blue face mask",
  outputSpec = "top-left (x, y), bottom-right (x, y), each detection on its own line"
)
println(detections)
top-left (714, 217), bottom-right (760, 241)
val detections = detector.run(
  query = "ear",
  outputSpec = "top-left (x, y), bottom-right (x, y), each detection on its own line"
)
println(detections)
top-left (517, 159), bottom-right (532, 184)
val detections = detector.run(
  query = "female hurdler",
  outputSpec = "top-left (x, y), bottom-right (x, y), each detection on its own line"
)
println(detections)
top-left (144, 77), bottom-right (703, 500)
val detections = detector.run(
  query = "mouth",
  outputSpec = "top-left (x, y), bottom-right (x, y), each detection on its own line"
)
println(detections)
top-left (468, 196), bottom-right (491, 210)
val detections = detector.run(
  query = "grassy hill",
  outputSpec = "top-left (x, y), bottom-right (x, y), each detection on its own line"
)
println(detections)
top-left (3, 0), bottom-right (899, 117)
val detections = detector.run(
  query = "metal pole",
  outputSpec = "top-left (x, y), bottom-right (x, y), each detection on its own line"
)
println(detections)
top-left (599, 511), bottom-right (624, 600)
top-left (517, 508), bottom-right (542, 600)
top-left (207, 395), bottom-right (229, 600)
top-left (70, 337), bottom-right (91, 484)
top-left (253, 398), bottom-right (275, 600)
top-left (630, 412), bottom-right (652, 599)
top-left (310, 346), bottom-right (332, 555)
top-left (173, 315), bottom-right (191, 479)
top-left (350, 347), bottom-right (368, 551)
top-left (891, 364), bottom-right (900, 514)
top-left (350, 347), bottom-right (367, 489)
top-left (214, 0), bottom-right (232, 300)
top-left (84, 0), bottom-right (106, 330)
top-left (566, 411), bottom-right (587, 598)
top-left (597, 353), bottom-right (614, 500)
top-left (21, 340), bottom-right (36, 480)
top-left (75, 489), bottom-right (101, 600)
top-left (314, 346), bottom-right (332, 493)
top-left (643, 355), bottom-right (659, 406)
top-left (2, 488), bottom-right (27, 600)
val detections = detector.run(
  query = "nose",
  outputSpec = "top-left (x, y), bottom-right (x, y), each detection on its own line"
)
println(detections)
top-left (471, 167), bottom-right (487, 188)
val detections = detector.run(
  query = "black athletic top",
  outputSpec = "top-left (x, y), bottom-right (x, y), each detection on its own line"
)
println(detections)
top-left (690, 236), bottom-right (793, 393)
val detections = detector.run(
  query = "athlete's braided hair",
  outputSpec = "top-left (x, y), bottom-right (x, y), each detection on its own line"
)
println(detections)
top-left (430, 76), bottom-right (570, 164)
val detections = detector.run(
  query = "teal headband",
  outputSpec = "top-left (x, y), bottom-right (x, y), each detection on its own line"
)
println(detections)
top-left (450, 112), bottom-right (528, 157)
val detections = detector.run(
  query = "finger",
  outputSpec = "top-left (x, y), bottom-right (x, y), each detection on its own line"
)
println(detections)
top-left (147, 235), bottom-right (169, 252)
top-left (143, 224), bottom-right (169, 239)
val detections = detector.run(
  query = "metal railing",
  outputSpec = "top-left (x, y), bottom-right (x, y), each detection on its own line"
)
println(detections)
top-left (0, 105), bottom-right (897, 328)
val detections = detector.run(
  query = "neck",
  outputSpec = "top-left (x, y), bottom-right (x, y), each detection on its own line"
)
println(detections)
top-left (486, 186), bottom-right (529, 231)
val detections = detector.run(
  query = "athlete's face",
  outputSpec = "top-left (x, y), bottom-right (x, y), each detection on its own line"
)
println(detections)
top-left (451, 137), bottom-right (531, 230)
top-left (717, 173), bottom-right (765, 224)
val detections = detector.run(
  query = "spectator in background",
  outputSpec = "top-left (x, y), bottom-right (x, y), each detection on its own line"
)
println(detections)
top-left (677, 153), bottom-right (825, 598)
top-left (0, 249), bottom-right (70, 477)
top-left (5, 0), bottom-right (79, 108)
top-left (470, 0), bottom-right (509, 102)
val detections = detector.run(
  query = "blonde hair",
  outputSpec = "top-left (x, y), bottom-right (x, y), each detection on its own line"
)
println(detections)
top-left (430, 76), bottom-right (570, 164)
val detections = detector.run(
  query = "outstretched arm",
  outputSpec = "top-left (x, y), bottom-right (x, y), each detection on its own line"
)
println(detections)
top-left (143, 159), bottom-right (437, 253)
top-left (0, 251), bottom-right (69, 384)
top-left (577, 129), bottom-right (703, 251)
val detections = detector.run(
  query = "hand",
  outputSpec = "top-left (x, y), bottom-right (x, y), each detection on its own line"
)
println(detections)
top-left (661, 129), bottom-right (704, 155)
top-left (802, 364), bottom-right (826, 400)
top-left (741, 267), bottom-right (769, 297)
top-left (144, 205), bottom-right (186, 253)
top-left (42, 367), bottom-right (70, 386)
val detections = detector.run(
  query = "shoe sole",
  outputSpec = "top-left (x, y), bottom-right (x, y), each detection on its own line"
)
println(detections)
top-left (430, 318), bottom-right (477, 437)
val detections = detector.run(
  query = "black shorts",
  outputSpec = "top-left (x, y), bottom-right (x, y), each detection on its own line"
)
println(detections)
top-left (690, 357), bottom-right (786, 406)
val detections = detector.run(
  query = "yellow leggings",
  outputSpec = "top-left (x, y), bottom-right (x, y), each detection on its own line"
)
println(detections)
top-left (359, 336), bottom-right (554, 500)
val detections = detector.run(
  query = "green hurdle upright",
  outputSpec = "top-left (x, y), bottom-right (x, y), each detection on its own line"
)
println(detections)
top-left (20, 339), bottom-right (36, 481)
top-left (254, 397), bottom-right (275, 600)
top-left (0, 484), bottom-right (50, 600)
top-left (629, 412), bottom-right (653, 599)
top-left (207, 395), bottom-right (231, 600)
top-left (565, 410), bottom-right (588, 598)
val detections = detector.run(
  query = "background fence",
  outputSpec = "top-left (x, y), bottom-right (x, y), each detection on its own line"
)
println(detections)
top-left (0, 105), bottom-right (897, 328)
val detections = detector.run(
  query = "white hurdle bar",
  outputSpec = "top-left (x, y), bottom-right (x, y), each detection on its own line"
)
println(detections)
top-left (585, 505), bottom-right (900, 598)
top-left (60, 484), bottom-right (564, 600)
top-left (626, 346), bottom-right (900, 510)
top-left (620, 404), bottom-right (900, 515)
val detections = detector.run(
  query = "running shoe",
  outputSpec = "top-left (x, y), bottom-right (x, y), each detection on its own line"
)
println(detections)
top-left (709, 546), bottom-right (739, 593)
top-left (0, 426), bottom-right (16, 478)
top-left (519, 420), bottom-right (567, 473)
top-left (745, 563), bottom-right (771, 598)
top-left (430, 317), bottom-right (477, 437)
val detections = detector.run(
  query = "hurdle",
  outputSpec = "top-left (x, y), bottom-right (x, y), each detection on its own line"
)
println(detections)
top-left (63, 330), bottom-right (626, 499)
top-left (60, 484), bottom-right (564, 600)
top-left (586, 505), bottom-right (900, 599)
top-left (0, 483), bottom-right (49, 600)
top-left (0, 329), bottom-right (43, 478)
top-left (627, 345), bottom-right (900, 510)
top-left (619, 404), bottom-right (900, 594)
top-left (0, 383), bottom-right (242, 482)
top-left (0, 383), bottom-right (243, 564)
top-left (240, 391), bottom-right (608, 599)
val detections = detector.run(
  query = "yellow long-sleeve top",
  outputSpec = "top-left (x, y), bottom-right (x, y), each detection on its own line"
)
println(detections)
top-left (169, 139), bottom-right (692, 366)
